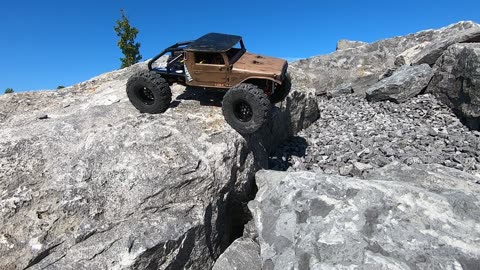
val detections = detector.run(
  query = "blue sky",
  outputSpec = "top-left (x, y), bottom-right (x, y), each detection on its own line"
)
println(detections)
top-left (1, 0), bottom-right (479, 92)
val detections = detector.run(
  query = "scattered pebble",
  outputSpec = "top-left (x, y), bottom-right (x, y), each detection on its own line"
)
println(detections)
top-left (270, 94), bottom-right (480, 177)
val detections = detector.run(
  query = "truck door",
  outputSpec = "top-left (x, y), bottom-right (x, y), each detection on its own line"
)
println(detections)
top-left (189, 52), bottom-right (228, 88)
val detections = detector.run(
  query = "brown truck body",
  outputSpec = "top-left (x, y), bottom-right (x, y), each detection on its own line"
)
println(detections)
top-left (148, 33), bottom-right (288, 94)
top-left (184, 51), bottom-right (287, 88)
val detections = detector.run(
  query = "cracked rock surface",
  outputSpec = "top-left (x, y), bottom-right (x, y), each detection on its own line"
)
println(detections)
top-left (250, 168), bottom-right (480, 269)
top-left (0, 60), bottom-right (317, 269)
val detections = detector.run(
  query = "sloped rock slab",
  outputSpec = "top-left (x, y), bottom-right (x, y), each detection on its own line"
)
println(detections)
top-left (427, 43), bottom-right (480, 130)
top-left (0, 63), bottom-right (318, 269)
top-left (0, 87), bottom-right (254, 270)
top-left (366, 64), bottom-right (433, 103)
top-left (411, 27), bottom-right (480, 66)
top-left (249, 168), bottom-right (480, 270)
top-left (395, 42), bottom-right (431, 66)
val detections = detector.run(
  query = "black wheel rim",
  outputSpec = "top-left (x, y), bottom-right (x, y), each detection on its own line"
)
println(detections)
top-left (135, 86), bottom-right (155, 105)
top-left (233, 100), bottom-right (253, 122)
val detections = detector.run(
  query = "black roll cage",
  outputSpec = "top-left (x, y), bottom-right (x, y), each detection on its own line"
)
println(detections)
top-left (146, 35), bottom-right (247, 84)
top-left (147, 40), bottom-right (193, 71)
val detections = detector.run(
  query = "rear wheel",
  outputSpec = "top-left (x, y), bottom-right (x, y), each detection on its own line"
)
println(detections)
top-left (270, 74), bottom-right (291, 104)
top-left (222, 83), bottom-right (271, 134)
top-left (126, 70), bottom-right (172, 113)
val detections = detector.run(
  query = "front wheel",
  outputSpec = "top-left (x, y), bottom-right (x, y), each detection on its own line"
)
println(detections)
top-left (126, 70), bottom-right (172, 114)
top-left (222, 83), bottom-right (272, 134)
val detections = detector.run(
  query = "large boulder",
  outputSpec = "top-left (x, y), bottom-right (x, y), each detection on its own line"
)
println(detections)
top-left (410, 27), bottom-right (480, 66)
top-left (366, 64), bottom-right (434, 103)
top-left (290, 21), bottom-right (480, 96)
top-left (427, 43), bottom-right (480, 130)
top-left (0, 60), bottom-right (318, 269)
top-left (249, 167), bottom-right (480, 269)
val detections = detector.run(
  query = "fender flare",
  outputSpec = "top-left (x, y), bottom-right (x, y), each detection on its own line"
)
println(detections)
top-left (238, 76), bottom-right (283, 85)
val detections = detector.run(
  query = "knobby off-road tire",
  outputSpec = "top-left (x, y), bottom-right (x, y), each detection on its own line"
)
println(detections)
top-left (126, 70), bottom-right (172, 114)
top-left (222, 83), bottom-right (272, 134)
top-left (270, 74), bottom-right (292, 104)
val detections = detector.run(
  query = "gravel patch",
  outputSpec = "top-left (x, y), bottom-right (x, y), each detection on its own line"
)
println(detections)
top-left (270, 94), bottom-right (480, 177)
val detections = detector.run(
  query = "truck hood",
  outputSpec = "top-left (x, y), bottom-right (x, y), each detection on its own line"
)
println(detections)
top-left (232, 52), bottom-right (287, 78)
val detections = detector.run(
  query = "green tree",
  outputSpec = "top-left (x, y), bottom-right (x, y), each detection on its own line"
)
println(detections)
top-left (56, 85), bottom-right (65, 89)
top-left (4, 88), bottom-right (14, 94)
top-left (114, 9), bottom-right (142, 68)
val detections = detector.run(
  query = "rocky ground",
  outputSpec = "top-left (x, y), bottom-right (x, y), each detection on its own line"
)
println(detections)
top-left (271, 94), bottom-right (480, 177)
top-left (249, 165), bottom-right (480, 270)
top-left (218, 21), bottom-right (480, 270)
top-left (0, 57), bottom-right (318, 270)
top-left (2, 20), bottom-right (480, 270)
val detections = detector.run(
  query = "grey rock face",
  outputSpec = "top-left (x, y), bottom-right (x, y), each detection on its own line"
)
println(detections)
top-left (427, 43), bottom-right (480, 130)
top-left (0, 86), bottom-right (247, 270)
top-left (327, 82), bottom-right (354, 98)
top-left (366, 64), bottom-right (434, 103)
top-left (336, 39), bottom-right (367, 51)
top-left (250, 169), bottom-right (480, 270)
top-left (0, 60), bottom-right (317, 269)
top-left (212, 238), bottom-right (261, 270)
top-left (284, 87), bottom-right (320, 134)
top-left (290, 21), bottom-right (480, 96)
top-left (394, 41), bottom-right (431, 66)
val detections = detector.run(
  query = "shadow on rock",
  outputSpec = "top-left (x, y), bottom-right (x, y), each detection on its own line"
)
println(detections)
top-left (237, 88), bottom-right (319, 172)
top-left (215, 105), bottom-right (301, 256)
top-left (268, 136), bottom-right (308, 171)
top-left (171, 86), bottom-right (226, 109)
top-left (239, 106), bottom-right (297, 170)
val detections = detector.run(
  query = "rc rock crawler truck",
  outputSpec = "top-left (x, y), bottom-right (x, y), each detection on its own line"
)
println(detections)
top-left (126, 33), bottom-right (291, 134)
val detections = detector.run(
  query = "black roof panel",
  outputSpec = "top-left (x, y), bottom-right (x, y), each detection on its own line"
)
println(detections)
top-left (185, 33), bottom-right (242, 52)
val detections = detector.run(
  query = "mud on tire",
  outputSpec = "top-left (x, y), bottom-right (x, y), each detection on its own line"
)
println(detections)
top-left (222, 83), bottom-right (272, 134)
top-left (270, 74), bottom-right (291, 104)
top-left (127, 70), bottom-right (172, 114)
